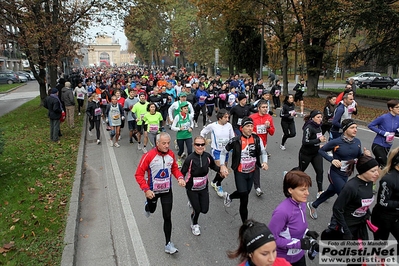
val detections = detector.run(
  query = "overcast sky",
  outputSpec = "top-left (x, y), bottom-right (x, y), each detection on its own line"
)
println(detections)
top-left (87, 25), bottom-right (128, 50)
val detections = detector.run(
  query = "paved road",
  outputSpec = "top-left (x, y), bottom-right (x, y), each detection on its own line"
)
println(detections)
top-left (0, 81), bottom-right (40, 117)
top-left (67, 107), bottom-right (399, 266)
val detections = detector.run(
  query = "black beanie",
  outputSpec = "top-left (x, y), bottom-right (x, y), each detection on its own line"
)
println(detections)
top-left (356, 155), bottom-right (379, 175)
top-left (241, 117), bottom-right (253, 127)
top-left (341, 119), bottom-right (356, 132)
top-left (244, 221), bottom-right (275, 253)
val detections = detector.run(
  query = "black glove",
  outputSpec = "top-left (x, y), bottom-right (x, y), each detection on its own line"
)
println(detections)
top-left (300, 238), bottom-right (312, 250)
top-left (306, 230), bottom-right (319, 240)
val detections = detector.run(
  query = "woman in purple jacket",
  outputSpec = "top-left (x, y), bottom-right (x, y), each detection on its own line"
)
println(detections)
top-left (268, 170), bottom-right (319, 266)
top-left (368, 99), bottom-right (399, 167)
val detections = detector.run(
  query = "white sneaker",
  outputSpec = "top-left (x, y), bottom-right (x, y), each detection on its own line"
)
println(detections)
top-left (174, 140), bottom-right (179, 150)
top-left (114, 142), bottom-right (120, 148)
top-left (208, 119), bottom-right (212, 123)
top-left (118, 135), bottom-right (121, 141)
top-left (165, 242), bottom-right (178, 254)
top-left (191, 224), bottom-right (201, 236)
top-left (88, 129), bottom-right (93, 136)
top-left (109, 140), bottom-right (114, 147)
top-left (195, 122), bottom-right (198, 128)
top-left (187, 201), bottom-right (192, 209)
top-left (97, 139), bottom-right (101, 145)
top-left (316, 191), bottom-right (324, 199)
top-left (137, 143), bottom-right (142, 150)
top-left (142, 147), bottom-right (148, 153)
top-left (280, 144), bottom-right (286, 150)
top-left (255, 188), bottom-right (264, 197)
top-left (216, 186), bottom-right (224, 197)
top-left (223, 192), bottom-right (231, 207)
top-left (181, 152), bottom-right (186, 159)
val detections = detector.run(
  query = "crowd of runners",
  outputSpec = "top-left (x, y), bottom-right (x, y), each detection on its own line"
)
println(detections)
top-left (49, 66), bottom-right (399, 266)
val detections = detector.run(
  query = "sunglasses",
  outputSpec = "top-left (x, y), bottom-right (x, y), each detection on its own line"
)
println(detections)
top-left (194, 143), bottom-right (206, 147)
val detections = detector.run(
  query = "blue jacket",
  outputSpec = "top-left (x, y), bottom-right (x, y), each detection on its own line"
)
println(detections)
top-left (368, 112), bottom-right (399, 148)
top-left (195, 90), bottom-right (209, 106)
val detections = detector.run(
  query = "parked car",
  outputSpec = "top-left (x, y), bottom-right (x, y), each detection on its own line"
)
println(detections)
top-left (358, 76), bottom-right (395, 89)
top-left (17, 74), bottom-right (28, 83)
top-left (0, 71), bottom-right (20, 84)
top-left (346, 72), bottom-right (381, 84)
top-left (16, 71), bottom-right (34, 80)
top-left (394, 78), bottom-right (399, 86)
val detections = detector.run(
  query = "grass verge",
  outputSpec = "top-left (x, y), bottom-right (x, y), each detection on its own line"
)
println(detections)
top-left (0, 83), bottom-right (23, 93)
top-left (319, 88), bottom-right (399, 99)
top-left (0, 97), bottom-right (83, 265)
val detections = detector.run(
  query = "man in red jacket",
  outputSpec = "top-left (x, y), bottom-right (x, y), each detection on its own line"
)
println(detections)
top-left (250, 99), bottom-right (275, 196)
top-left (135, 132), bottom-right (186, 255)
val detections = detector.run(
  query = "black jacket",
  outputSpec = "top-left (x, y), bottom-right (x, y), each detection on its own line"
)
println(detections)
top-left (44, 94), bottom-right (62, 120)
top-left (224, 134), bottom-right (263, 171)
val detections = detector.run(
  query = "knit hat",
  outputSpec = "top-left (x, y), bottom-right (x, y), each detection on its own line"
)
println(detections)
top-left (310, 110), bottom-right (322, 118)
top-left (65, 81), bottom-right (71, 88)
top-left (241, 117), bottom-right (253, 127)
top-left (180, 101), bottom-right (189, 109)
top-left (238, 93), bottom-right (247, 101)
top-left (243, 221), bottom-right (275, 253)
top-left (356, 155), bottom-right (379, 175)
top-left (341, 119), bottom-right (356, 132)
top-left (179, 92), bottom-right (187, 97)
top-left (51, 88), bottom-right (58, 94)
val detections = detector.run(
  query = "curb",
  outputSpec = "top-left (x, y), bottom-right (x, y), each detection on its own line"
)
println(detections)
top-left (0, 82), bottom-right (27, 94)
top-left (61, 114), bottom-right (87, 266)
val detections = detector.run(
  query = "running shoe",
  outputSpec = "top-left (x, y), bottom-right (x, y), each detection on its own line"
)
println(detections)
top-left (88, 129), bottom-right (93, 136)
top-left (142, 147), bottom-right (148, 153)
top-left (137, 143), bottom-right (142, 150)
top-left (280, 144), bottom-right (286, 151)
top-left (109, 140), bottom-right (114, 147)
top-left (316, 191), bottom-right (324, 199)
top-left (307, 202), bottom-right (318, 220)
top-left (195, 122), bottom-right (198, 128)
top-left (130, 138), bottom-right (133, 144)
top-left (308, 240), bottom-right (318, 260)
top-left (255, 188), bottom-right (264, 197)
top-left (181, 152), bottom-right (186, 159)
top-left (217, 186), bottom-right (224, 197)
top-left (191, 224), bottom-right (201, 236)
top-left (223, 192), bottom-right (231, 207)
top-left (114, 142), bottom-right (120, 148)
top-left (208, 119), bottom-right (212, 123)
top-left (187, 201), bottom-right (192, 209)
top-left (165, 242), bottom-right (178, 254)
top-left (283, 171), bottom-right (288, 178)
top-left (174, 140), bottom-right (179, 150)
top-left (97, 139), bottom-right (101, 145)
top-left (177, 159), bottom-right (182, 168)
top-left (118, 135), bottom-right (121, 141)
top-left (144, 202), bottom-right (150, 218)
top-left (210, 181), bottom-right (218, 191)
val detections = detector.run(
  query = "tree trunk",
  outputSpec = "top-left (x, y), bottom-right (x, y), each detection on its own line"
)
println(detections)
top-left (304, 38), bottom-right (325, 97)
top-left (39, 67), bottom-right (48, 106)
top-left (281, 44), bottom-right (289, 95)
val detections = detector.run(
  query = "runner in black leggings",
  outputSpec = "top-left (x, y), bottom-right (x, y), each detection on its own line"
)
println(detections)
top-left (180, 136), bottom-right (224, 236)
top-left (280, 94), bottom-right (296, 150)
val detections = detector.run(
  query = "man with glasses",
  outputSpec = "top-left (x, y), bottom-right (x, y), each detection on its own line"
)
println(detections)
top-left (200, 109), bottom-right (235, 197)
top-left (250, 100), bottom-right (275, 196)
top-left (220, 117), bottom-right (269, 223)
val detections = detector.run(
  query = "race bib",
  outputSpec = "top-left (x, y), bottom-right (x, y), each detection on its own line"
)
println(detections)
top-left (237, 118), bottom-right (242, 125)
top-left (112, 114), bottom-right (120, 120)
top-left (348, 106), bottom-right (354, 114)
top-left (386, 133), bottom-right (395, 143)
top-left (181, 121), bottom-right (190, 130)
top-left (289, 110), bottom-right (296, 116)
top-left (101, 99), bottom-right (107, 105)
top-left (199, 96), bottom-right (206, 103)
top-left (258, 89), bottom-right (263, 95)
top-left (275, 90), bottom-right (280, 96)
top-left (153, 178), bottom-right (170, 194)
top-left (192, 175), bottom-right (208, 191)
top-left (340, 160), bottom-right (349, 172)
top-left (256, 124), bottom-right (267, 134)
top-left (241, 157), bottom-right (256, 173)
top-left (78, 93), bottom-right (84, 98)
top-left (216, 138), bottom-right (229, 150)
top-left (316, 132), bottom-right (322, 139)
top-left (94, 107), bottom-right (102, 116)
top-left (149, 124), bottom-right (159, 133)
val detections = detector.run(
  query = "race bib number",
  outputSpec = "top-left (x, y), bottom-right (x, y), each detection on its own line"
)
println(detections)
top-left (181, 121), bottom-right (190, 130)
top-left (149, 124), bottom-right (159, 133)
top-left (386, 133), bottom-right (395, 143)
top-left (192, 175), bottom-right (208, 191)
top-left (348, 106), bottom-right (354, 114)
top-left (256, 124), bottom-right (267, 134)
top-left (199, 96), bottom-right (206, 103)
top-left (240, 157), bottom-right (256, 173)
top-left (217, 138), bottom-right (229, 150)
top-left (275, 90), bottom-right (280, 97)
top-left (94, 107), bottom-right (102, 116)
top-left (237, 118), bottom-right (242, 125)
top-left (78, 93), bottom-right (84, 98)
top-left (101, 99), bottom-right (107, 105)
top-left (258, 89), bottom-right (263, 95)
top-left (340, 160), bottom-right (349, 172)
top-left (153, 178), bottom-right (170, 194)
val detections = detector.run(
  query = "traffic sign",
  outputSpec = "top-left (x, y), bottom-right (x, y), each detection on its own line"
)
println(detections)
top-left (174, 50), bottom-right (180, 57)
